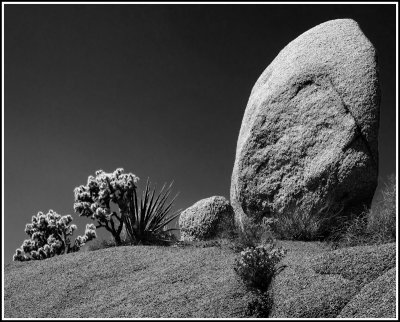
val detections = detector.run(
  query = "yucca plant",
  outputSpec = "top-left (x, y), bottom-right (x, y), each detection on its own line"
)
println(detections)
top-left (123, 179), bottom-right (181, 245)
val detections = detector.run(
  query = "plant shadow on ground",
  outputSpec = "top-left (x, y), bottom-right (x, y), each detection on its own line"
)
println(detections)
top-left (87, 229), bottom-right (179, 251)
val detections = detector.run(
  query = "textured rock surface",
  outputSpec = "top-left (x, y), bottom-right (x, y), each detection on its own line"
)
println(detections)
top-left (4, 246), bottom-right (255, 318)
top-left (231, 19), bottom-right (380, 227)
top-left (270, 242), bottom-right (395, 318)
top-left (338, 267), bottom-right (396, 318)
top-left (179, 196), bottom-right (234, 241)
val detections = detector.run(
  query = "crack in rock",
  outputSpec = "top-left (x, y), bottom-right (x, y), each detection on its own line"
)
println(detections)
top-left (327, 77), bottom-right (377, 167)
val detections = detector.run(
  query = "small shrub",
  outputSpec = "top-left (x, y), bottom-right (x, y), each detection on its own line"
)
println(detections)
top-left (233, 243), bottom-right (286, 291)
top-left (13, 209), bottom-right (96, 261)
top-left (234, 238), bottom-right (286, 318)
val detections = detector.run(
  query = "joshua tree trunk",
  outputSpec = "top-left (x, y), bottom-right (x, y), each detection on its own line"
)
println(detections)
top-left (96, 214), bottom-right (124, 246)
top-left (113, 233), bottom-right (122, 246)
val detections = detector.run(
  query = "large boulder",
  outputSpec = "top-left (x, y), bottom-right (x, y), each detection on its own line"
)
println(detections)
top-left (231, 19), bottom-right (380, 227)
top-left (179, 196), bottom-right (234, 241)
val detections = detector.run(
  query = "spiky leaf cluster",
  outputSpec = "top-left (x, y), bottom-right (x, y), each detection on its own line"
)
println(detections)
top-left (13, 210), bottom-right (96, 261)
top-left (124, 179), bottom-right (181, 244)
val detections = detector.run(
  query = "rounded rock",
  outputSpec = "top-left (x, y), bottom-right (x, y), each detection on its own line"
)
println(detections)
top-left (179, 196), bottom-right (234, 241)
top-left (231, 19), bottom-right (380, 228)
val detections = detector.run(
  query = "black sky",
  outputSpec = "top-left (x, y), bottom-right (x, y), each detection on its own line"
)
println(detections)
top-left (4, 4), bottom-right (397, 262)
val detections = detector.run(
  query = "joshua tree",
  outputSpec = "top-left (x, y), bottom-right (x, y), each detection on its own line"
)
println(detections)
top-left (13, 209), bottom-right (96, 261)
top-left (73, 168), bottom-right (139, 245)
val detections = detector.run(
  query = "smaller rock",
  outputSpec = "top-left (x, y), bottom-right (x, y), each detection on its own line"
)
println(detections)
top-left (179, 196), bottom-right (235, 241)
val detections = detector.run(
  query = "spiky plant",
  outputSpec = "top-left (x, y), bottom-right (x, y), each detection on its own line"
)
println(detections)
top-left (123, 179), bottom-right (181, 244)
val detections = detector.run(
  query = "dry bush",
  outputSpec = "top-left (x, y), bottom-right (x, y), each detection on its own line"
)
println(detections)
top-left (335, 174), bottom-right (396, 248)
top-left (271, 197), bottom-right (345, 241)
top-left (366, 174), bottom-right (396, 242)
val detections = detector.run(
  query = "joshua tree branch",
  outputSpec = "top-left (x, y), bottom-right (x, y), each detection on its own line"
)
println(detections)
top-left (96, 220), bottom-right (113, 233)
top-left (109, 217), bottom-right (116, 233)
top-left (116, 216), bottom-right (124, 237)
top-left (112, 211), bottom-right (122, 222)
top-left (60, 231), bottom-right (68, 254)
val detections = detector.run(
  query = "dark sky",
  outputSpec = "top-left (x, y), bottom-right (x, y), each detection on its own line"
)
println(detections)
top-left (4, 4), bottom-right (397, 263)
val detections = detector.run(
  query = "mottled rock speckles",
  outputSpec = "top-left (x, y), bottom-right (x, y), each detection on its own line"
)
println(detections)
top-left (179, 196), bottom-right (234, 241)
top-left (231, 19), bottom-right (380, 227)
